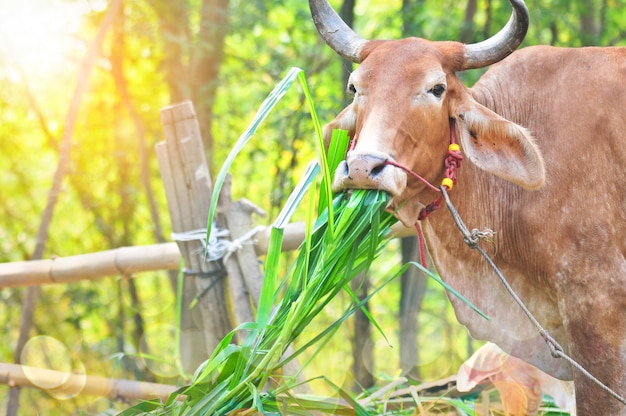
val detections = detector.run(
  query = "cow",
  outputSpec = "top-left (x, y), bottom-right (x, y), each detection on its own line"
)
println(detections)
top-left (308, 0), bottom-right (626, 414)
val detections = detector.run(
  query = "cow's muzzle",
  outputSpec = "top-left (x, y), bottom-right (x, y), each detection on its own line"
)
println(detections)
top-left (331, 151), bottom-right (407, 198)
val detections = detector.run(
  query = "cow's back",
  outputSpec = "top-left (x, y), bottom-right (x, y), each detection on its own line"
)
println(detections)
top-left (473, 45), bottom-right (626, 172)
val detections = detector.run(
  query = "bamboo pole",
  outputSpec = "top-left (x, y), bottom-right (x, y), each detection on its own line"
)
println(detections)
top-left (0, 222), bottom-right (414, 289)
top-left (156, 101), bottom-right (232, 370)
top-left (0, 243), bottom-right (180, 289)
top-left (0, 363), bottom-right (176, 402)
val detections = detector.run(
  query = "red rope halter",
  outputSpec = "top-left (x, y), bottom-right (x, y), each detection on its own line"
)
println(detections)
top-left (381, 118), bottom-right (463, 220)
top-left (382, 119), bottom-right (463, 267)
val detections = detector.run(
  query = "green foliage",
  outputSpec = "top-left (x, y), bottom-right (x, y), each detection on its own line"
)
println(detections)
top-left (122, 182), bottom-right (398, 414)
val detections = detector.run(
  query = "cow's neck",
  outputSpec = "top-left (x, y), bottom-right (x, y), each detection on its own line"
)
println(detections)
top-left (417, 163), bottom-right (571, 379)
top-left (420, 170), bottom-right (492, 260)
top-left (420, 162), bottom-right (527, 272)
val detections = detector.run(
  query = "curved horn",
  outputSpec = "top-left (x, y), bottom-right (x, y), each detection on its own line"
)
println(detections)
top-left (463, 0), bottom-right (529, 69)
top-left (309, 0), bottom-right (368, 63)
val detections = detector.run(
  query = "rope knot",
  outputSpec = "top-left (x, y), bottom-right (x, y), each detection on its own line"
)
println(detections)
top-left (444, 146), bottom-right (464, 184)
top-left (464, 235), bottom-right (478, 248)
top-left (540, 329), bottom-right (564, 358)
top-left (462, 228), bottom-right (497, 249)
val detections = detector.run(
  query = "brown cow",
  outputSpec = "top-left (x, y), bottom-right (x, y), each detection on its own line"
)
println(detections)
top-left (309, 0), bottom-right (626, 414)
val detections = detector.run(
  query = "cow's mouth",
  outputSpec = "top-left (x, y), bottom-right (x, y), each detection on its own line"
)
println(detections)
top-left (331, 152), bottom-right (408, 199)
top-left (387, 194), bottom-right (428, 228)
top-left (332, 151), bottom-right (452, 227)
top-left (332, 152), bottom-right (436, 227)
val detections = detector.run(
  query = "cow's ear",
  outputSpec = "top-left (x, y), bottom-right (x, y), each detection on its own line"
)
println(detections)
top-left (323, 104), bottom-right (356, 149)
top-left (455, 102), bottom-right (545, 190)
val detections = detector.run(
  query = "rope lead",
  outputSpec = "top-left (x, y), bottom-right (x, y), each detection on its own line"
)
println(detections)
top-left (439, 185), bottom-right (626, 407)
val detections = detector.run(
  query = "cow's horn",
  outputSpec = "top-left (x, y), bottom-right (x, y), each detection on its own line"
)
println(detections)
top-left (309, 0), bottom-right (368, 63)
top-left (463, 0), bottom-right (529, 69)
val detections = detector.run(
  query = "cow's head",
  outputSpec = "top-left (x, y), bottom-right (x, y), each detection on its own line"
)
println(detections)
top-left (310, 0), bottom-right (545, 226)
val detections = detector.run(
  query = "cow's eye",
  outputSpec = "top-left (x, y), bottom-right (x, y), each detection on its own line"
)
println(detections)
top-left (429, 84), bottom-right (446, 98)
top-left (347, 83), bottom-right (357, 95)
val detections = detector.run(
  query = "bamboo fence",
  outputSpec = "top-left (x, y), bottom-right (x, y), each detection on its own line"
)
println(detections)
top-left (0, 221), bottom-right (413, 289)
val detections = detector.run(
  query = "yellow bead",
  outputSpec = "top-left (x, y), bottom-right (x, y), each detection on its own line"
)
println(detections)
top-left (448, 143), bottom-right (460, 152)
top-left (442, 177), bottom-right (454, 190)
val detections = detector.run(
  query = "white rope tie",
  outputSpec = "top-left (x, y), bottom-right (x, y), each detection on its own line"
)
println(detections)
top-left (171, 224), bottom-right (263, 263)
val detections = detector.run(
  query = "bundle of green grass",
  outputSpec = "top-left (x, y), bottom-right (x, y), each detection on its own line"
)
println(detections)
top-left (119, 68), bottom-right (400, 415)
top-left (123, 188), bottom-right (395, 415)
top-left (188, 188), bottom-right (395, 415)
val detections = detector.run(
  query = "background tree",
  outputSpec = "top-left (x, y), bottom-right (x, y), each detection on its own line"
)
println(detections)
top-left (149, 0), bottom-right (230, 174)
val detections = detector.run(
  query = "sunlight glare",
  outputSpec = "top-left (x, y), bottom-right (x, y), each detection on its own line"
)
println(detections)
top-left (0, 0), bottom-right (90, 78)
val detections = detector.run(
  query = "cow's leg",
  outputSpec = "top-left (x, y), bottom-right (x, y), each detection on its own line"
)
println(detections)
top-left (562, 297), bottom-right (626, 415)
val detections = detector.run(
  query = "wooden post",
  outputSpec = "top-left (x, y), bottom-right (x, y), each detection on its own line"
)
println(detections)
top-left (156, 101), bottom-right (233, 373)
top-left (217, 175), bottom-right (263, 331)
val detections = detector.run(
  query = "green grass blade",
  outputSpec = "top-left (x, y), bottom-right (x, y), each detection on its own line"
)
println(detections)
top-left (297, 70), bottom-right (337, 236)
top-left (205, 67), bottom-right (304, 248)
top-left (116, 399), bottom-right (163, 416)
top-left (273, 161), bottom-right (319, 229)
top-left (318, 128), bottom-right (349, 216)
top-left (256, 226), bottom-right (284, 326)
top-left (406, 261), bottom-right (490, 320)
top-left (257, 161), bottom-right (319, 325)
top-left (322, 377), bottom-right (372, 415)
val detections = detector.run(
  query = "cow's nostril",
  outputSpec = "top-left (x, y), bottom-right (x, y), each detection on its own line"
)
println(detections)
top-left (333, 152), bottom-right (407, 196)
top-left (339, 161), bottom-right (349, 176)
top-left (337, 153), bottom-right (392, 187)
top-left (370, 164), bottom-right (386, 177)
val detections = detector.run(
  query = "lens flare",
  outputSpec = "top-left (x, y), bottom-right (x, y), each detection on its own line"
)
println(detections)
top-left (0, 0), bottom-right (87, 78)
top-left (21, 336), bottom-right (72, 390)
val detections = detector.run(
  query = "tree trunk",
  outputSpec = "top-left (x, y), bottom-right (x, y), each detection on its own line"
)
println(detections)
top-left (459, 0), bottom-right (478, 44)
top-left (149, 0), bottom-right (230, 173)
top-left (148, 0), bottom-right (190, 103)
top-left (401, 0), bottom-right (426, 37)
top-left (399, 236), bottom-right (427, 379)
top-left (482, 0), bottom-right (492, 40)
top-left (111, 2), bottom-right (165, 245)
top-left (191, 0), bottom-right (230, 173)
top-left (579, 0), bottom-right (599, 45)
top-left (351, 273), bottom-right (374, 390)
top-left (340, 0), bottom-right (356, 106)
top-left (599, 0), bottom-right (608, 43)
